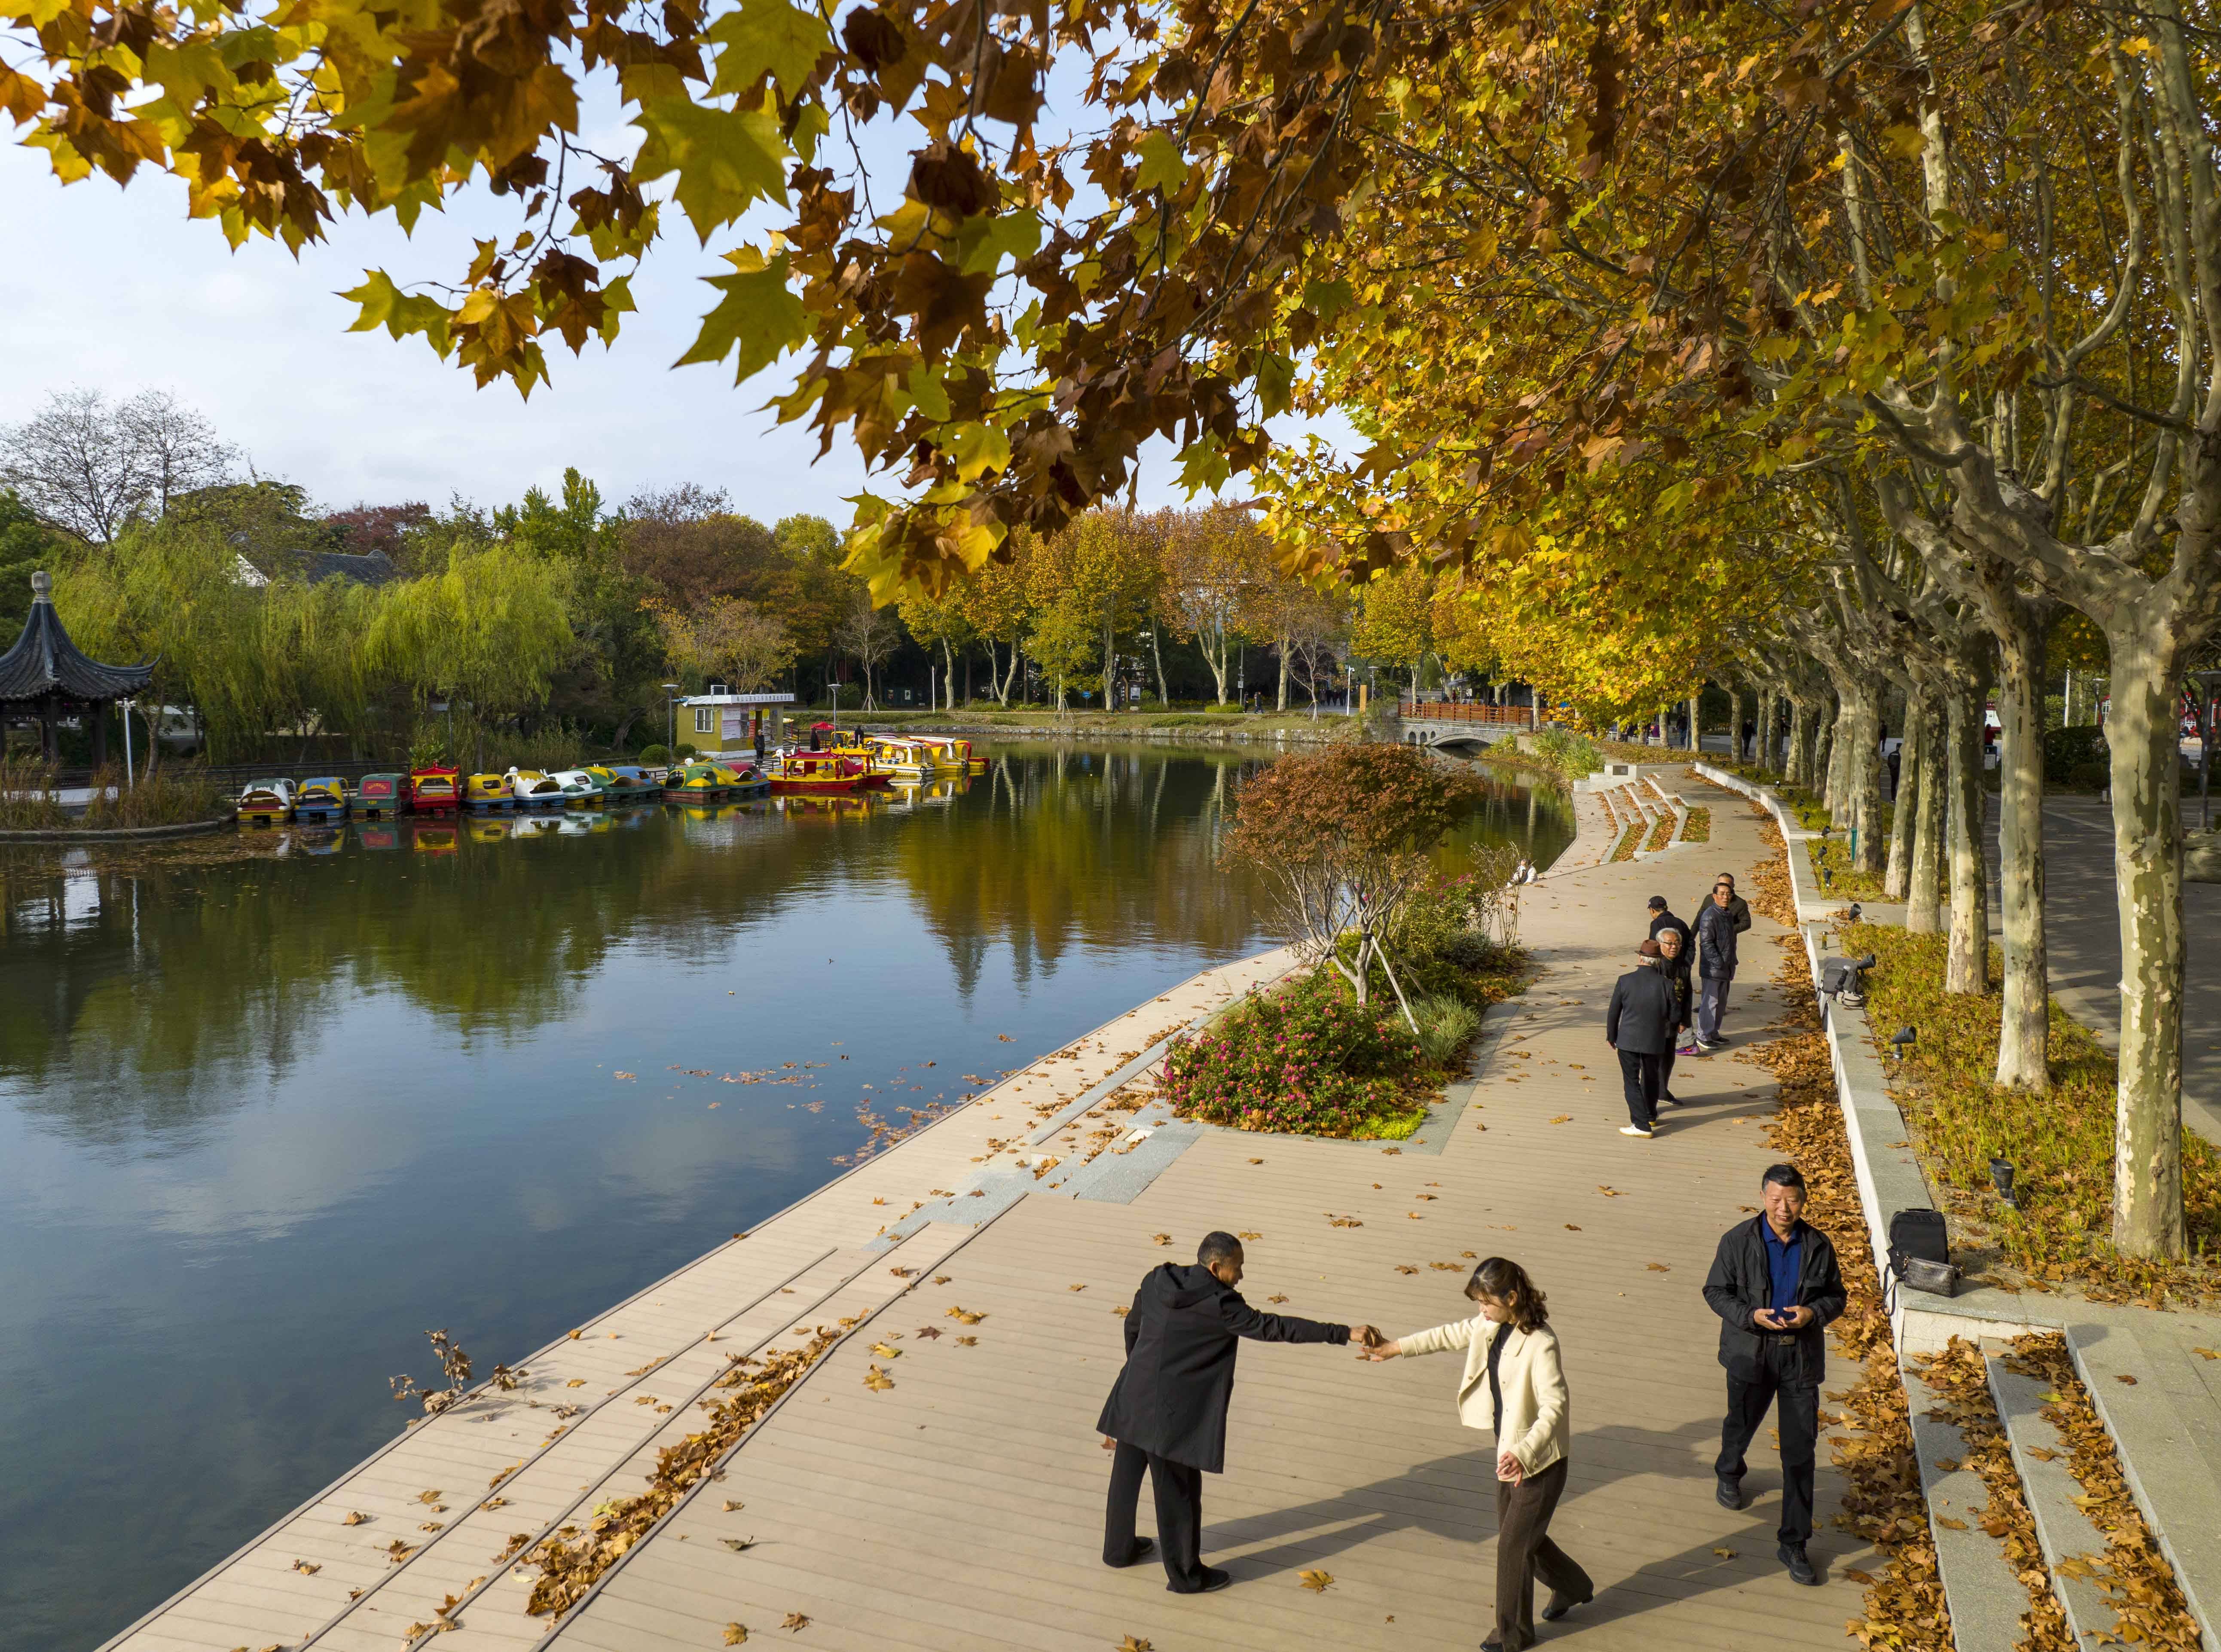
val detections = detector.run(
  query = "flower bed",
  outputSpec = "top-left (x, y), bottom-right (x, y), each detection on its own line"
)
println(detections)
top-left (1163, 970), bottom-right (1439, 1138)
top-left (1845, 923), bottom-right (2221, 1305)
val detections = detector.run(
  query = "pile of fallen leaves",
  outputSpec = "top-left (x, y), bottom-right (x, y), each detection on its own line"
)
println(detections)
top-left (1610, 819), bottom-right (1644, 862)
top-left (1911, 1338), bottom-right (2072, 1651)
top-left (1681, 807), bottom-right (1711, 844)
top-left (2006, 1334), bottom-right (2205, 1649)
top-left (519, 1320), bottom-right (851, 1617)
top-left (1843, 923), bottom-right (2221, 1306)
top-left (1740, 920), bottom-right (1945, 1646)
top-left (1643, 809), bottom-right (1675, 853)
top-left (1744, 812), bottom-right (1798, 928)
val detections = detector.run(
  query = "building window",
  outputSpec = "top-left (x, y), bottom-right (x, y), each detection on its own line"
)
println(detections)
top-left (694, 708), bottom-right (714, 734)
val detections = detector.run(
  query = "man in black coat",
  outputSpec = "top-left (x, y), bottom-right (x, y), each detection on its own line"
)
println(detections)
top-left (1692, 876), bottom-right (1743, 1048)
top-left (1098, 1233), bottom-right (1374, 1592)
top-left (1702, 1163), bottom-right (1847, 1586)
top-left (1604, 939), bottom-right (1678, 1137)
top-left (1653, 925), bottom-right (1693, 1101)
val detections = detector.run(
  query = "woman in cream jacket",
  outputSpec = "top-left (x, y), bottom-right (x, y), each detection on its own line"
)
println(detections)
top-left (1369, 1257), bottom-right (1593, 1651)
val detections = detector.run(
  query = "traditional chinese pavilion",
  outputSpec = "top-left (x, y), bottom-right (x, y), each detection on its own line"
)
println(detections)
top-left (0, 570), bottom-right (154, 763)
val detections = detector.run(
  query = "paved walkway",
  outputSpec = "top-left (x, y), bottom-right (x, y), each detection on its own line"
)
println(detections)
top-left (107, 780), bottom-right (1879, 1652)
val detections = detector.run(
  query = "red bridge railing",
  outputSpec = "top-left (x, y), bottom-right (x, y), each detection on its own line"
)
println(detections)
top-left (1398, 700), bottom-right (1535, 726)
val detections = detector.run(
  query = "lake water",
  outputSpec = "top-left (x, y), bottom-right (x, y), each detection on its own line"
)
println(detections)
top-left (0, 742), bottom-right (1571, 1650)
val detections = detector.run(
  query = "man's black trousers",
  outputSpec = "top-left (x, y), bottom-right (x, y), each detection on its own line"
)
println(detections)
top-left (1616, 1048), bottom-right (1663, 1128)
top-left (1104, 1440), bottom-right (1206, 1588)
top-left (1715, 1338), bottom-right (1820, 1545)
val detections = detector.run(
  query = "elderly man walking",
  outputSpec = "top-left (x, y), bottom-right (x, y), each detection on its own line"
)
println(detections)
top-left (1605, 937), bottom-right (1677, 1138)
top-left (1098, 1232), bottom-right (1376, 1593)
top-left (1703, 1164), bottom-right (1847, 1586)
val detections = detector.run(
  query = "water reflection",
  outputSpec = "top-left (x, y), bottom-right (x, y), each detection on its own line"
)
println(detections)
top-left (0, 742), bottom-right (1566, 1652)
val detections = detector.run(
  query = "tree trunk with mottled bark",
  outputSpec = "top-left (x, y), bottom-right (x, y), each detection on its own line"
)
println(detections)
top-left (1884, 693), bottom-right (1928, 901)
top-left (1993, 603), bottom-right (2050, 1090)
top-left (1943, 667), bottom-right (1990, 993)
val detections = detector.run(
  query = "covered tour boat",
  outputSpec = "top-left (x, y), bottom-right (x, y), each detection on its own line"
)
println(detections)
top-left (354, 773), bottom-right (406, 818)
top-left (770, 750), bottom-right (863, 795)
top-left (464, 773), bottom-right (515, 811)
top-left (406, 765), bottom-right (462, 813)
top-left (235, 778), bottom-right (296, 824)
top-left (294, 777), bottom-right (349, 822)
top-left (507, 769), bottom-right (568, 808)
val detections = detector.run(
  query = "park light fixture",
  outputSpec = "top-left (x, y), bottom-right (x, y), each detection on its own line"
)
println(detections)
top-left (1822, 866), bottom-right (1834, 890)
top-left (1989, 1157), bottom-right (2019, 1208)
top-left (1890, 1025), bottom-right (1917, 1063)
top-left (1848, 903), bottom-right (1863, 923)
top-left (663, 682), bottom-right (683, 753)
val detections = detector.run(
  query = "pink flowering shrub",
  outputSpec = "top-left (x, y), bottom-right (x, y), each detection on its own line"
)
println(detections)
top-left (1163, 970), bottom-right (1433, 1138)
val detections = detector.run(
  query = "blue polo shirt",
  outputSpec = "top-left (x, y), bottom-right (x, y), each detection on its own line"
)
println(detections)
top-left (1760, 1220), bottom-right (1802, 1318)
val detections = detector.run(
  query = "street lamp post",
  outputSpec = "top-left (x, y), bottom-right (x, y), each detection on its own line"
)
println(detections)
top-left (663, 683), bottom-right (683, 755)
top-left (118, 697), bottom-right (136, 787)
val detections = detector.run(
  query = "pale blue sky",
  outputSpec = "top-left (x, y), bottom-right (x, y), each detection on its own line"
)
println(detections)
top-left (5, 130), bottom-right (1311, 522)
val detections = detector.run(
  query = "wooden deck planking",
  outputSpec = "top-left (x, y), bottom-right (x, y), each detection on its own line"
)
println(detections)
top-left (520, 779), bottom-right (1880, 1652)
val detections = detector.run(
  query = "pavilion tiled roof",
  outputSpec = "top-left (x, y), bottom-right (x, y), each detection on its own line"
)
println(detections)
top-left (0, 571), bottom-right (155, 703)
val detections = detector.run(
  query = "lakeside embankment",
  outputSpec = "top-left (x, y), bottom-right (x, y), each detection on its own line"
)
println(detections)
top-left (97, 770), bottom-right (1906, 1652)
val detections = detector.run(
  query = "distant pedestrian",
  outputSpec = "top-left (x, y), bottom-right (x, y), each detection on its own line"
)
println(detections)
top-left (1654, 926), bottom-right (1693, 1102)
top-left (1604, 938), bottom-right (1677, 1137)
top-left (1692, 875), bottom-right (1744, 1048)
top-left (1098, 1232), bottom-right (1378, 1593)
top-left (1703, 1165), bottom-right (1846, 1587)
top-left (1365, 1258), bottom-right (1592, 1650)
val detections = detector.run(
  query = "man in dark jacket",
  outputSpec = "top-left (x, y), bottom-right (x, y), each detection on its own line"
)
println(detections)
top-left (1098, 1233), bottom-right (1372, 1592)
top-left (1702, 1164), bottom-right (1847, 1586)
top-left (1654, 925), bottom-right (1693, 1100)
top-left (1604, 939), bottom-right (1678, 1137)
top-left (1692, 876), bottom-right (1742, 1048)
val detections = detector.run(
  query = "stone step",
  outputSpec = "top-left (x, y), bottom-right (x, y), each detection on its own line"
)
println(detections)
top-left (1986, 1353), bottom-right (2123, 1647)
top-left (2064, 1320), bottom-right (2221, 1651)
top-left (1901, 1361), bottom-right (2028, 1652)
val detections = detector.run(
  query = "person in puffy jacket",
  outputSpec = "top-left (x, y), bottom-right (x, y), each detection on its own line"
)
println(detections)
top-left (1692, 876), bottom-right (1743, 1047)
top-left (1097, 1232), bottom-right (1376, 1593)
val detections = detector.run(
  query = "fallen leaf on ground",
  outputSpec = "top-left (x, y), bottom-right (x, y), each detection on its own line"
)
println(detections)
top-left (1268, 1294), bottom-right (1288, 1303)
top-left (417, 1490), bottom-right (443, 1504)
top-left (1549, 1115), bottom-right (1573, 1124)
top-left (870, 1343), bottom-right (901, 1359)
top-left (2114, 1374), bottom-right (2139, 1385)
top-left (725, 1625), bottom-right (748, 1645)
top-left (2192, 1347), bottom-right (2219, 1361)
top-left (1118, 1637), bottom-right (1151, 1652)
top-left (2025, 1445), bottom-right (2058, 1462)
top-left (863, 1367), bottom-right (895, 1391)
top-left (1935, 1516), bottom-right (1968, 1530)
top-left (1934, 1457), bottom-right (1959, 1472)
top-left (1598, 1186), bottom-right (1624, 1197)
top-left (1238, 1230), bottom-right (1262, 1240)
top-left (1068, 1283), bottom-right (1087, 1292)
top-left (1712, 1547), bottom-right (1736, 1559)
top-left (1396, 1264), bottom-right (1419, 1274)
top-left (292, 1560), bottom-right (320, 1574)
top-left (916, 1326), bottom-right (943, 1338)
top-left (1647, 1263), bottom-right (1671, 1272)
top-left (1564, 1224), bottom-right (1582, 1231)
top-left (342, 1511), bottom-right (369, 1525)
top-left (1113, 1305), bottom-right (1130, 1317)
top-left (1845, 1568), bottom-right (1875, 1585)
top-left (889, 1267), bottom-right (915, 1278)
top-left (723, 1500), bottom-right (745, 1511)
top-left (1152, 1234), bottom-right (1172, 1246)
top-left (565, 1379), bottom-right (586, 1388)
top-left (1298, 1569), bottom-right (1334, 1592)
top-left (1248, 1158), bottom-right (1264, 1165)
top-left (782, 1612), bottom-right (810, 1631)
top-left (945, 1307), bottom-right (987, 1324)
top-left (721, 1537), bottom-right (757, 1552)
top-left (933, 1275), bottom-right (951, 1284)
top-left (956, 1335), bottom-right (978, 1346)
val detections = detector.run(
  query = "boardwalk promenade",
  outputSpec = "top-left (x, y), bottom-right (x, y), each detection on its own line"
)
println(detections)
top-left (108, 779), bottom-right (1877, 1652)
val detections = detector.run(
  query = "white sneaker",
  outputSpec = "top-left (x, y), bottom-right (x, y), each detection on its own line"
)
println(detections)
top-left (1619, 1125), bottom-right (1654, 1138)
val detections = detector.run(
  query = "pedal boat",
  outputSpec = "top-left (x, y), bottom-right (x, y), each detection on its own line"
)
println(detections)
top-left (354, 773), bottom-right (406, 818)
top-left (235, 778), bottom-right (296, 825)
top-left (464, 773), bottom-right (516, 811)
top-left (294, 777), bottom-right (349, 822)
top-left (406, 765), bottom-right (462, 813)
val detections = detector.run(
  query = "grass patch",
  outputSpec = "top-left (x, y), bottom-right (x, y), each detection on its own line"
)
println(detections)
top-left (1610, 820), bottom-right (1643, 861)
top-left (1643, 809), bottom-right (1675, 852)
top-left (1681, 806), bottom-right (1711, 843)
top-left (0, 757), bottom-right (69, 829)
top-left (1806, 835), bottom-right (1889, 901)
top-left (84, 766), bottom-right (229, 828)
top-left (1845, 922), bottom-right (2221, 1304)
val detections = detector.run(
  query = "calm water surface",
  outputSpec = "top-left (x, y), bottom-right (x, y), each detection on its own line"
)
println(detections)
top-left (0, 742), bottom-right (1570, 1650)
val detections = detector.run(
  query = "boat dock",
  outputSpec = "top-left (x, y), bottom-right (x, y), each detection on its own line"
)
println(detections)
top-left (104, 786), bottom-right (1882, 1652)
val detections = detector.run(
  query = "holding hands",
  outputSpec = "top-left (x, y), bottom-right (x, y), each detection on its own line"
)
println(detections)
top-left (1752, 1306), bottom-right (1814, 1331)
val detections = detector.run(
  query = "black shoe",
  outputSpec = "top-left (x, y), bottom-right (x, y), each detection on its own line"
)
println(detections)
top-left (1541, 1588), bottom-right (1593, 1621)
top-left (1779, 1542), bottom-right (1819, 1585)
top-left (1105, 1536), bottom-right (1156, 1568)
top-left (1169, 1565), bottom-right (1232, 1594)
top-left (1716, 1476), bottom-right (1745, 1510)
top-left (1662, 1092), bottom-right (1685, 1105)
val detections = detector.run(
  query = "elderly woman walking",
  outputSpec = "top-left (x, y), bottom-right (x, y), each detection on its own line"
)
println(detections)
top-left (1366, 1257), bottom-right (1592, 1650)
